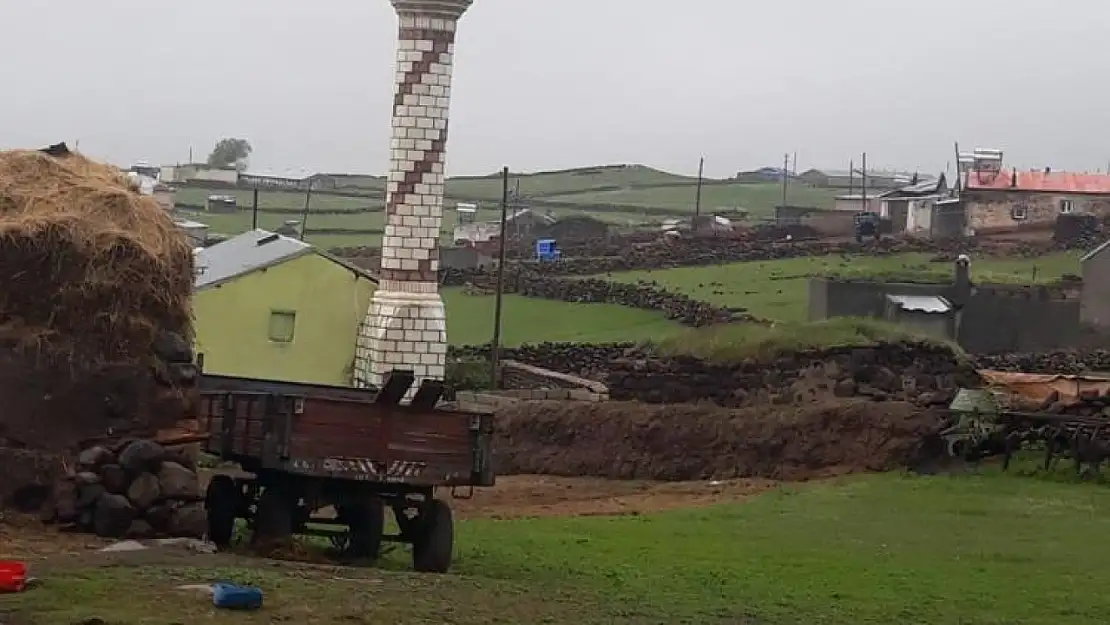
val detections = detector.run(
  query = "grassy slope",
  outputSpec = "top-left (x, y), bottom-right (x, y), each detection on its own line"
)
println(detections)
top-left (611, 252), bottom-right (1082, 323)
top-left (173, 165), bottom-right (840, 245)
top-left (10, 471), bottom-right (1110, 625)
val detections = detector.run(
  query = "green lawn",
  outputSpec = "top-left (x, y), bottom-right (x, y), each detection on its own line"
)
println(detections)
top-left (9, 471), bottom-right (1110, 624)
top-left (443, 287), bottom-right (685, 346)
top-left (610, 252), bottom-right (1082, 323)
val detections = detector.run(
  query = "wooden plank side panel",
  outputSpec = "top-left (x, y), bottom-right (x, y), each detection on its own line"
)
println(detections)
top-left (197, 394), bottom-right (269, 459)
top-left (289, 401), bottom-right (475, 471)
top-left (290, 398), bottom-right (388, 459)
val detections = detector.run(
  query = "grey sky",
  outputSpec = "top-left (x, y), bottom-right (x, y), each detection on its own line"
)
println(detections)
top-left (1, 0), bottom-right (1107, 178)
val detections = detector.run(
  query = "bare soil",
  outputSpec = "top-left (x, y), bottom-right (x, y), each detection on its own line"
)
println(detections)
top-left (494, 398), bottom-right (948, 482)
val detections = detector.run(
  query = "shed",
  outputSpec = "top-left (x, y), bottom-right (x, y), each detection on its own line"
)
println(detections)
top-left (1080, 239), bottom-right (1110, 329)
top-left (883, 294), bottom-right (955, 340)
top-left (192, 229), bottom-right (377, 386)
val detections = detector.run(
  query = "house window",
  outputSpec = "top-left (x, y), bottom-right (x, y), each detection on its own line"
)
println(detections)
top-left (1060, 199), bottom-right (1074, 214)
top-left (1011, 204), bottom-right (1028, 221)
top-left (268, 310), bottom-right (296, 343)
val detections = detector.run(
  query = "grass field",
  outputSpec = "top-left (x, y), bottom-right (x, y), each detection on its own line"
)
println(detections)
top-left (174, 164), bottom-right (841, 246)
top-left (437, 252), bottom-right (1079, 347)
top-left (8, 470), bottom-right (1110, 624)
top-left (442, 288), bottom-right (686, 346)
top-left (610, 252), bottom-right (1082, 323)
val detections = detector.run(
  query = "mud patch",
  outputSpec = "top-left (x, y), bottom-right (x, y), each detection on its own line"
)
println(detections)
top-left (444, 475), bottom-right (777, 519)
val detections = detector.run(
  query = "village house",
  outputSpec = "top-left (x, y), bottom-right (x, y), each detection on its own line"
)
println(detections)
top-left (192, 230), bottom-right (377, 386)
top-left (878, 174), bottom-right (949, 234)
top-left (832, 192), bottom-right (884, 213)
top-left (799, 168), bottom-right (917, 190)
top-left (963, 168), bottom-right (1110, 233)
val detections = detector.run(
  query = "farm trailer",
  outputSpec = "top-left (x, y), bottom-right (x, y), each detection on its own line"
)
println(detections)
top-left (196, 370), bottom-right (494, 573)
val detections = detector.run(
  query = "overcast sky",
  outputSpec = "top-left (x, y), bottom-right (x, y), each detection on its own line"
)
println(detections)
top-left (1, 0), bottom-right (1106, 178)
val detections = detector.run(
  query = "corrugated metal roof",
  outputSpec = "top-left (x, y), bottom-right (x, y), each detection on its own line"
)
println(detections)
top-left (194, 229), bottom-right (312, 289)
top-left (948, 388), bottom-right (1000, 414)
top-left (1081, 238), bottom-right (1110, 263)
top-left (966, 170), bottom-right (1110, 194)
top-left (885, 294), bottom-right (951, 313)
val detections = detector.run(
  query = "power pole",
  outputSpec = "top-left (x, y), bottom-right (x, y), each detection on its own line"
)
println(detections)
top-left (694, 157), bottom-right (704, 218)
top-left (490, 166), bottom-right (510, 389)
top-left (781, 153), bottom-right (790, 208)
top-left (861, 152), bottom-right (868, 212)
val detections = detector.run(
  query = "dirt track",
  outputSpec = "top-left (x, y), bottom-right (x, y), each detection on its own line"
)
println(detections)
top-left (1, 475), bottom-right (777, 561)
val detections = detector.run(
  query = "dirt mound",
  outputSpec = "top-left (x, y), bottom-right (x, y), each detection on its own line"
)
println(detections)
top-left (0, 146), bottom-right (196, 454)
top-left (494, 399), bottom-right (947, 481)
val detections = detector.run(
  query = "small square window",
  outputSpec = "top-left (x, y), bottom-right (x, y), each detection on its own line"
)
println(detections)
top-left (268, 310), bottom-right (296, 343)
top-left (1060, 199), bottom-right (1074, 214)
top-left (1011, 204), bottom-right (1028, 221)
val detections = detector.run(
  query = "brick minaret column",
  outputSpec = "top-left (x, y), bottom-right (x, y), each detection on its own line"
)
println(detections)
top-left (355, 0), bottom-right (472, 396)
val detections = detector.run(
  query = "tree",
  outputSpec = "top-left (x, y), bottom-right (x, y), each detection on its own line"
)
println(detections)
top-left (206, 138), bottom-right (252, 170)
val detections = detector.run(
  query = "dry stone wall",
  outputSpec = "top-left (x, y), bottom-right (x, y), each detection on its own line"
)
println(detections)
top-left (453, 341), bottom-right (980, 408)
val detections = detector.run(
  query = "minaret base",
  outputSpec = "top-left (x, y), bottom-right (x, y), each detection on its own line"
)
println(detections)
top-left (355, 289), bottom-right (447, 398)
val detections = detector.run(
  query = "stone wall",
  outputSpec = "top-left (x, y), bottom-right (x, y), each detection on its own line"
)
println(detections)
top-left (464, 273), bottom-right (754, 326)
top-left (811, 277), bottom-right (1084, 354)
top-left (452, 341), bottom-right (979, 408)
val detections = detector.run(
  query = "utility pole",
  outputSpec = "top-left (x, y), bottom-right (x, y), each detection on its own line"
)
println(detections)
top-left (781, 153), bottom-right (790, 208)
top-left (848, 159), bottom-right (855, 196)
top-left (490, 166), bottom-right (510, 389)
top-left (298, 181), bottom-right (314, 241)
top-left (694, 157), bottom-right (704, 218)
top-left (861, 152), bottom-right (868, 212)
top-left (251, 187), bottom-right (259, 230)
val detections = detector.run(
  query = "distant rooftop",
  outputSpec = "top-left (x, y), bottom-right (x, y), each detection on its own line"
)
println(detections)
top-left (193, 229), bottom-right (312, 290)
top-left (966, 169), bottom-right (1110, 194)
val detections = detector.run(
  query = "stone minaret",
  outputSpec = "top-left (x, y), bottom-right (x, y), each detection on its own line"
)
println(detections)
top-left (355, 0), bottom-right (472, 395)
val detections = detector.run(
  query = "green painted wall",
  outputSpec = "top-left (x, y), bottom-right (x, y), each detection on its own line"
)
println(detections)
top-left (193, 253), bottom-right (375, 386)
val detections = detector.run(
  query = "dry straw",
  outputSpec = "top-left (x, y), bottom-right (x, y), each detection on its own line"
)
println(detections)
top-left (0, 148), bottom-right (194, 361)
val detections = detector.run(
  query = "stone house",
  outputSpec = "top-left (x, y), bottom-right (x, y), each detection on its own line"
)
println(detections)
top-left (963, 169), bottom-right (1110, 233)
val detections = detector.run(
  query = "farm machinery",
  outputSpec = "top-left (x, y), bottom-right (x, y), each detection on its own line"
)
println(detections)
top-left (853, 212), bottom-right (882, 243)
top-left (943, 386), bottom-right (1110, 475)
top-left (196, 369), bottom-right (494, 574)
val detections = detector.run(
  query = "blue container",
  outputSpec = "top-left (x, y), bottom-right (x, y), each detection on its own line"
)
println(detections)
top-left (535, 239), bottom-right (560, 262)
top-left (211, 582), bottom-right (263, 610)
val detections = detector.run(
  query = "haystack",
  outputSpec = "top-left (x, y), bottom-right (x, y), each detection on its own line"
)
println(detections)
top-left (0, 144), bottom-right (195, 455)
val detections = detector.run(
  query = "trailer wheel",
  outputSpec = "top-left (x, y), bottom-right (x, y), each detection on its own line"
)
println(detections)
top-left (338, 498), bottom-right (385, 559)
top-left (205, 475), bottom-right (239, 549)
top-left (412, 499), bottom-right (453, 573)
top-left (252, 487), bottom-right (293, 545)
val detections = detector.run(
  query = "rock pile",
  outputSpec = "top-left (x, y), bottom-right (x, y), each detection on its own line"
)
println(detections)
top-left (976, 350), bottom-right (1110, 375)
top-left (40, 439), bottom-right (206, 539)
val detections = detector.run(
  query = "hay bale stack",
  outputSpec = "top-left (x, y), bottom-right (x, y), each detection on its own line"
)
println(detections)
top-left (0, 146), bottom-right (196, 453)
top-left (41, 439), bottom-right (206, 539)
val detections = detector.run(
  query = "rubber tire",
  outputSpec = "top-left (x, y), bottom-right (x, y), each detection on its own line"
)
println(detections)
top-left (412, 499), bottom-right (454, 574)
top-left (252, 487), bottom-right (293, 545)
top-left (205, 475), bottom-right (239, 549)
top-left (338, 498), bottom-right (385, 560)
